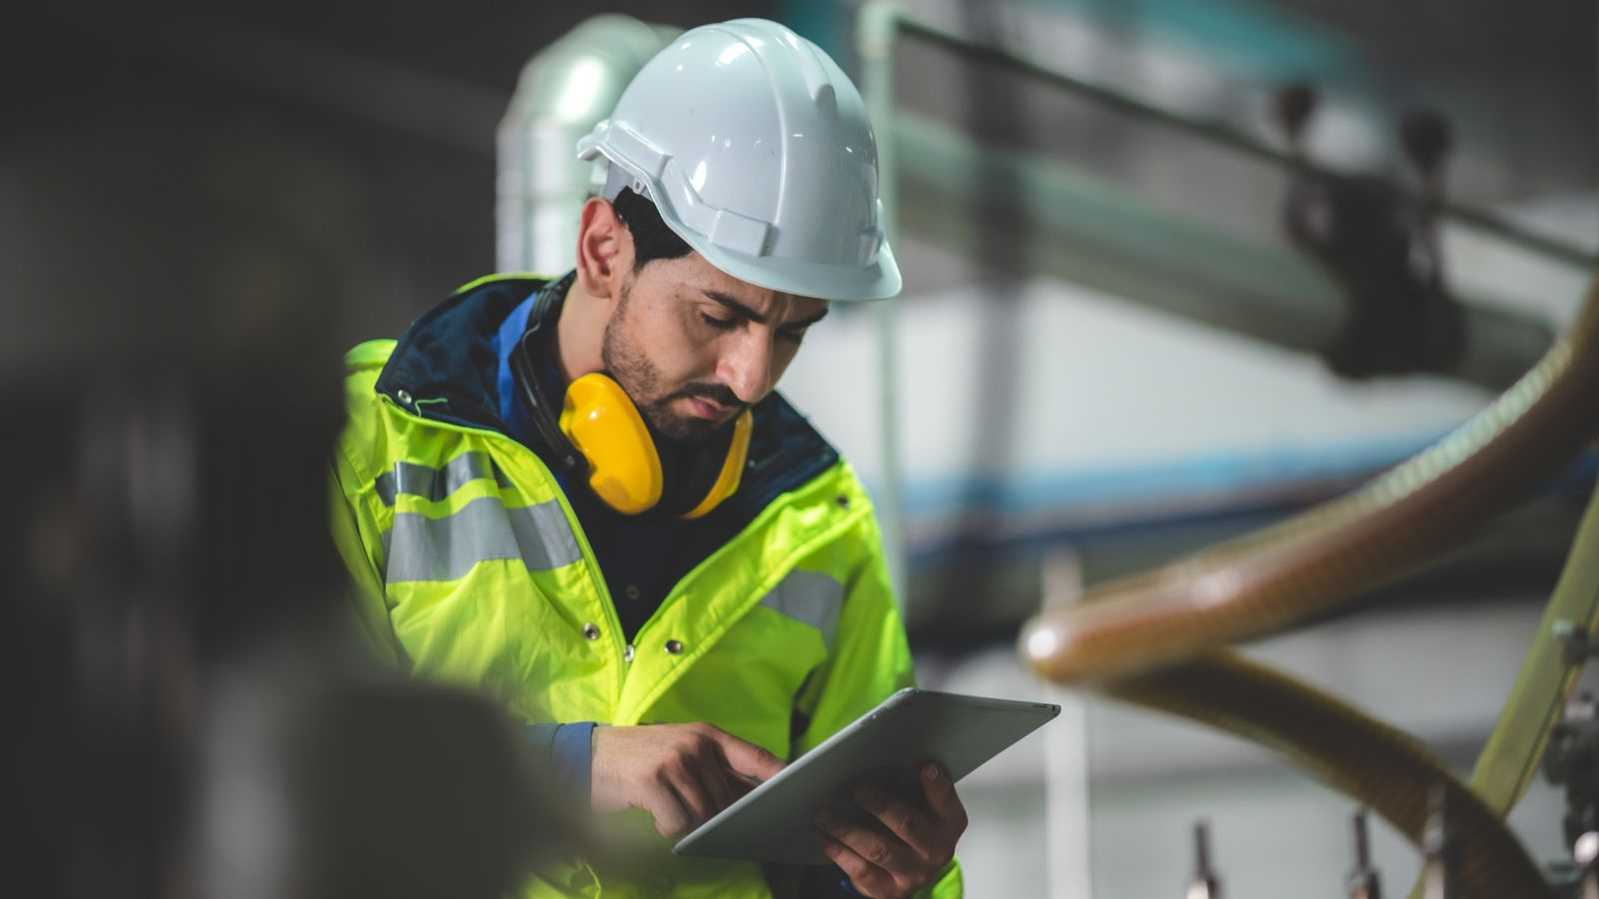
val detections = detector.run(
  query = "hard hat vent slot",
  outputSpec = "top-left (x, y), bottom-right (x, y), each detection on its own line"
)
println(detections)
top-left (813, 83), bottom-right (838, 119)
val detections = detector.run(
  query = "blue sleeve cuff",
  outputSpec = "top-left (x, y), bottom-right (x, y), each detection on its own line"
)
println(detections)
top-left (553, 722), bottom-right (596, 805)
top-left (525, 722), bottom-right (596, 807)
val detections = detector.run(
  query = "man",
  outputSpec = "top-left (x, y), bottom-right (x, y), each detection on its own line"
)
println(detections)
top-left (328, 19), bottom-right (964, 899)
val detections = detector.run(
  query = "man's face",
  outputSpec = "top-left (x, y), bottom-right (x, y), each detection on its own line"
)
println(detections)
top-left (600, 252), bottom-right (829, 444)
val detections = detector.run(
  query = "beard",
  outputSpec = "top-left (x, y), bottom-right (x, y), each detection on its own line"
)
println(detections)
top-left (601, 279), bottom-right (745, 445)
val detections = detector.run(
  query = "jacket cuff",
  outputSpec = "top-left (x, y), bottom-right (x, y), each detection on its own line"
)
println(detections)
top-left (525, 722), bottom-right (597, 807)
top-left (553, 722), bottom-right (596, 806)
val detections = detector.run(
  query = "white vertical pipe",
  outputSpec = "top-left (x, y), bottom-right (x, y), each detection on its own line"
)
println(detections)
top-left (859, 1), bottom-right (910, 606)
top-left (496, 15), bottom-right (679, 274)
top-left (1043, 549), bottom-right (1095, 899)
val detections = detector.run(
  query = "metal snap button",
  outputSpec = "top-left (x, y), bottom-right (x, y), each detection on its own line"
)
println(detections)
top-left (624, 584), bottom-right (641, 601)
top-left (623, 644), bottom-right (635, 663)
top-left (664, 639), bottom-right (684, 655)
top-left (582, 622), bottom-right (601, 641)
top-left (836, 495), bottom-right (850, 509)
top-left (396, 389), bottom-right (413, 406)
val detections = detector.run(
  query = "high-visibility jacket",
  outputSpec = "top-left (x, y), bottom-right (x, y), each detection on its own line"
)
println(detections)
top-left (328, 275), bottom-right (962, 899)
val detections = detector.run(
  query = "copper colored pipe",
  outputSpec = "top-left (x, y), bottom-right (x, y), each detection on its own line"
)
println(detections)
top-left (1021, 278), bottom-right (1599, 685)
top-left (1109, 652), bottom-right (1553, 899)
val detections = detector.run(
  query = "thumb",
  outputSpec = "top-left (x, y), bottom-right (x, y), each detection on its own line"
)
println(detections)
top-left (707, 728), bottom-right (785, 783)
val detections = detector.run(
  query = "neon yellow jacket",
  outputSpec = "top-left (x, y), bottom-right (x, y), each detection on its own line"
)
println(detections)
top-left (328, 275), bottom-right (962, 898)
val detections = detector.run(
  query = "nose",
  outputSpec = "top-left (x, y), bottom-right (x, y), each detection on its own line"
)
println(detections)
top-left (718, 332), bottom-right (775, 405)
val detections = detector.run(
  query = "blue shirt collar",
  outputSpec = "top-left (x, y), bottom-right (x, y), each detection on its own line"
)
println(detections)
top-left (494, 271), bottom-right (575, 448)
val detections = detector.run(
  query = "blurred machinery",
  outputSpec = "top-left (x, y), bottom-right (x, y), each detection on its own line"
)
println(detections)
top-left (1545, 685), bottom-right (1599, 897)
top-left (856, 0), bottom-right (1595, 620)
top-left (849, 4), bottom-right (1599, 899)
top-left (1018, 229), bottom-right (1599, 896)
top-left (859, 1), bottom-right (1590, 395)
top-left (1275, 84), bottom-right (1466, 381)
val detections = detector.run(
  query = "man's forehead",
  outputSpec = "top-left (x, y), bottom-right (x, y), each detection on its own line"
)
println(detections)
top-left (681, 260), bottom-right (829, 320)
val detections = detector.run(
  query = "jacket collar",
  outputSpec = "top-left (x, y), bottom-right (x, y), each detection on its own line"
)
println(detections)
top-left (372, 273), bottom-right (843, 518)
top-left (373, 275), bottom-right (542, 432)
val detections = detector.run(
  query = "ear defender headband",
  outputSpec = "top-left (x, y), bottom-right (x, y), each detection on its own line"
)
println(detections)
top-left (510, 290), bottom-right (752, 519)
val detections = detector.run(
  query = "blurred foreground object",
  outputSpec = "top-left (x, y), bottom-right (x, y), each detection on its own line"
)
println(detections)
top-left (9, 220), bottom-right (564, 897)
top-left (11, 357), bottom-right (562, 899)
top-left (197, 672), bottom-right (558, 899)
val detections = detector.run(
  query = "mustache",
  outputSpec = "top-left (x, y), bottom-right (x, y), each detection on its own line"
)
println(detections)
top-left (668, 382), bottom-right (745, 411)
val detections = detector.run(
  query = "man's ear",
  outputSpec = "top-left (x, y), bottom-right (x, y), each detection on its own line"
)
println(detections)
top-left (574, 197), bottom-right (633, 304)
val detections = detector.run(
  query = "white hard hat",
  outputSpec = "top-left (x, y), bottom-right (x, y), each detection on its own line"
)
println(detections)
top-left (576, 18), bottom-right (901, 302)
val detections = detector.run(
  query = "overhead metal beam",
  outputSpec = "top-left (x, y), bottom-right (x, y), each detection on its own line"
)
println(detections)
top-left (869, 3), bottom-right (1597, 270)
top-left (892, 110), bottom-right (1555, 390)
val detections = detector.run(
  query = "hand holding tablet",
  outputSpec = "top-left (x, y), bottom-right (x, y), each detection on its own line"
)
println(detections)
top-left (813, 757), bottom-right (970, 897)
top-left (673, 688), bottom-right (1061, 866)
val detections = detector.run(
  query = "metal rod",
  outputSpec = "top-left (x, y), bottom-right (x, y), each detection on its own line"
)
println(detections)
top-left (1194, 819), bottom-right (1213, 873)
top-left (884, 11), bottom-right (1596, 270)
top-left (1348, 808), bottom-right (1383, 899)
top-left (1187, 819), bottom-right (1223, 899)
top-left (1420, 785), bottom-right (1455, 899)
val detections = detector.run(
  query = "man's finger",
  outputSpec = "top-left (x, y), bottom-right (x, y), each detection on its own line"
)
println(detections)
top-left (690, 760), bottom-right (737, 820)
top-left (665, 764), bottom-right (716, 825)
top-left (646, 779), bottom-right (694, 838)
top-left (708, 728), bottom-right (786, 783)
top-left (918, 762), bottom-right (967, 831)
top-left (815, 806), bottom-right (915, 880)
top-left (818, 831), bottom-right (898, 899)
top-left (854, 783), bottom-right (936, 861)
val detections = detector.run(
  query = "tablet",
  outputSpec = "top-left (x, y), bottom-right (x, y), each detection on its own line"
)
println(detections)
top-left (672, 688), bottom-right (1060, 865)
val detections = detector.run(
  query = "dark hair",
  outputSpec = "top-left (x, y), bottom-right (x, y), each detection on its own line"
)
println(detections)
top-left (611, 187), bottom-right (693, 271)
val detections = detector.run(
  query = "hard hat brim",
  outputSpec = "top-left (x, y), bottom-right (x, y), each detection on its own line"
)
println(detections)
top-left (691, 233), bottom-right (903, 303)
top-left (582, 136), bottom-right (903, 301)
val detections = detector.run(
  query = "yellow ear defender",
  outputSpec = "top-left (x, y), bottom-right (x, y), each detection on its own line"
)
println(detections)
top-left (558, 373), bottom-right (752, 518)
top-left (510, 292), bottom-right (753, 519)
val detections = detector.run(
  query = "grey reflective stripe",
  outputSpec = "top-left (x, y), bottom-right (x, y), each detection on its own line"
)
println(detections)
top-left (384, 496), bottom-right (581, 583)
top-left (505, 500), bottom-right (581, 570)
top-left (375, 452), bottom-right (501, 506)
top-left (760, 569), bottom-right (845, 647)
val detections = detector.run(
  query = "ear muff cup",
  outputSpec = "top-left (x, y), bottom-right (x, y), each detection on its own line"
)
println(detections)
top-left (555, 372), bottom-right (752, 518)
top-left (558, 373), bottom-right (663, 515)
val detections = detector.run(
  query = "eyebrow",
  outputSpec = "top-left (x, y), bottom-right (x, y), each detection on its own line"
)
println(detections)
top-left (701, 289), bottom-right (829, 330)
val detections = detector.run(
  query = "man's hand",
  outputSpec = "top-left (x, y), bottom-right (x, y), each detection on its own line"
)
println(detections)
top-left (590, 723), bottom-right (785, 838)
top-left (815, 762), bottom-right (967, 899)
